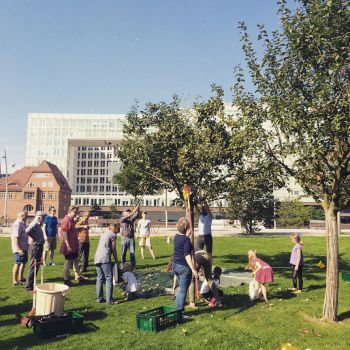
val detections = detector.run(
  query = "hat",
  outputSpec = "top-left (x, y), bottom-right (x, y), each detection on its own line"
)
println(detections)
top-left (36, 211), bottom-right (46, 217)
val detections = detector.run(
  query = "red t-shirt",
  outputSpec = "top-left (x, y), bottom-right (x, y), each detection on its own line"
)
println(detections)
top-left (60, 215), bottom-right (79, 255)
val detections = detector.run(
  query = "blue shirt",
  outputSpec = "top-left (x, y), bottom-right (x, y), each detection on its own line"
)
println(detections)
top-left (173, 233), bottom-right (193, 267)
top-left (44, 215), bottom-right (58, 237)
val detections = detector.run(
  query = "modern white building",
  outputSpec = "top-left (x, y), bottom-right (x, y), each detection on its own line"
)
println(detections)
top-left (25, 113), bottom-right (171, 207)
top-left (25, 110), bottom-right (313, 209)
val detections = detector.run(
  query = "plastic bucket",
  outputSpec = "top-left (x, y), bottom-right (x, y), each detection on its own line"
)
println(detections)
top-left (35, 283), bottom-right (69, 316)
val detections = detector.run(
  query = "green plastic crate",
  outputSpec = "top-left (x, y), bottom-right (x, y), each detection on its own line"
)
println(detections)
top-left (136, 306), bottom-right (182, 332)
top-left (33, 311), bottom-right (84, 338)
top-left (341, 271), bottom-right (350, 283)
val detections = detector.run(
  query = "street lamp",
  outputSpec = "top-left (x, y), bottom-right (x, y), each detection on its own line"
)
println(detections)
top-left (2, 149), bottom-right (8, 226)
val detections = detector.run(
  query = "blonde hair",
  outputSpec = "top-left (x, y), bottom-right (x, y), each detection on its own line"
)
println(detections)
top-left (247, 249), bottom-right (258, 271)
top-left (291, 233), bottom-right (302, 244)
top-left (177, 217), bottom-right (190, 234)
top-left (68, 205), bottom-right (79, 213)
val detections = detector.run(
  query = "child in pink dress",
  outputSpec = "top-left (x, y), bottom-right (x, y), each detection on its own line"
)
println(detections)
top-left (247, 249), bottom-right (274, 302)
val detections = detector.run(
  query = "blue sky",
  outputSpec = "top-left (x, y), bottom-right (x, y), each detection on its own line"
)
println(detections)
top-left (0, 0), bottom-right (284, 169)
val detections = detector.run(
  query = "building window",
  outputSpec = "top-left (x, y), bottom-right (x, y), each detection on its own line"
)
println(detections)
top-left (41, 192), bottom-right (46, 199)
top-left (81, 161), bottom-right (86, 167)
top-left (88, 161), bottom-right (92, 167)
top-left (107, 153), bottom-right (112, 159)
top-left (81, 153), bottom-right (86, 159)
top-left (77, 177), bottom-right (80, 184)
top-left (81, 169), bottom-right (86, 175)
top-left (81, 177), bottom-right (86, 184)
top-left (106, 185), bottom-right (111, 192)
top-left (39, 205), bottom-right (45, 211)
top-left (100, 185), bottom-right (105, 192)
top-left (23, 204), bottom-right (34, 212)
top-left (100, 169), bottom-right (105, 175)
top-left (82, 146), bottom-right (86, 151)
top-left (93, 185), bottom-right (98, 192)
top-left (28, 183), bottom-right (35, 187)
top-left (94, 160), bottom-right (99, 167)
top-left (93, 178), bottom-right (98, 184)
top-left (94, 169), bottom-right (98, 175)
top-left (76, 186), bottom-right (79, 192)
top-left (77, 169), bottom-right (80, 175)
top-left (87, 178), bottom-right (92, 184)
top-left (8, 192), bottom-right (14, 200)
top-left (80, 185), bottom-right (86, 192)
top-left (77, 161), bottom-right (80, 167)
top-left (24, 192), bottom-right (35, 199)
top-left (86, 185), bottom-right (92, 192)
top-left (48, 192), bottom-right (54, 200)
top-left (101, 161), bottom-right (106, 167)
top-left (87, 169), bottom-right (92, 176)
top-left (0, 192), bottom-right (5, 199)
top-left (88, 152), bottom-right (93, 159)
top-left (94, 153), bottom-right (99, 159)
top-left (100, 177), bottom-right (105, 183)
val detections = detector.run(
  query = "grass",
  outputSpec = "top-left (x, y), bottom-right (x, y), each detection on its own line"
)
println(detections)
top-left (1, 236), bottom-right (350, 350)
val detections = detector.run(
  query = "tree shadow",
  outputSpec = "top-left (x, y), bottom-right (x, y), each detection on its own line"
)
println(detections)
top-left (338, 311), bottom-right (350, 321)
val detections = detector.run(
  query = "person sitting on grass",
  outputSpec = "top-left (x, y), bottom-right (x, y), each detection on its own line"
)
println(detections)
top-left (121, 262), bottom-right (138, 301)
top-left (200, 266), bottom-right (223, 304)
top-left (289, 233), bottom-right (304, 294)
top-left (247, 249), bottom-right (274, 302)
top-left (94, 223), bottom-right (119, 304)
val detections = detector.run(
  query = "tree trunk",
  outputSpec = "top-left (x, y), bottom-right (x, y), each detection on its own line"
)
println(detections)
top-left (322, 206), bottom-right (339, 321)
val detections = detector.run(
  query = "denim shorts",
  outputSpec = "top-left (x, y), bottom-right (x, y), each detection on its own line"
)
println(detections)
top-left (14, 251), bottom-right (28, 264)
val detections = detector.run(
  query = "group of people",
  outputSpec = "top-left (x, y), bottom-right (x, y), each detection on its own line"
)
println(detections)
top-left (10, 204), bottom-right (157, 300)
top-left (10, 201), bottom-right (304, 315)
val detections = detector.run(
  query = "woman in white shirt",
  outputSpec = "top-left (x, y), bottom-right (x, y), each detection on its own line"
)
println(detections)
top-left (137, 211), bottom-right (156, 259)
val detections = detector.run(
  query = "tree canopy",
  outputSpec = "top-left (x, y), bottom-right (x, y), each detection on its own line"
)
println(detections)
top-left (232, 0), bottom-right (350, 320)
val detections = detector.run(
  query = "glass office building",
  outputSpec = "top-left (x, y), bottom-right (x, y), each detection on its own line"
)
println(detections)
top-left (25, 113), bottom-right (169, 207)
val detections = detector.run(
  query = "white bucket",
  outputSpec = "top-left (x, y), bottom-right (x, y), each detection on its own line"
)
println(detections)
top-left (35, 283), bottom-right (69, 316)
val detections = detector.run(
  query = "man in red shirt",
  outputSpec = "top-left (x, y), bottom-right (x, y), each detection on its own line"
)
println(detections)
top-left (60, 206), bottom-right (87, 285)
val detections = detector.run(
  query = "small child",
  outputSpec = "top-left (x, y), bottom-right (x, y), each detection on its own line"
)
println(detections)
top-left (200, 267), bottom-right (223, 302)
top-left (247, 250), bottom-right (273, 302)
top-left (121, 262), bottom-right (138, 301)
top-left (289, 234), bottom-right (304, 293)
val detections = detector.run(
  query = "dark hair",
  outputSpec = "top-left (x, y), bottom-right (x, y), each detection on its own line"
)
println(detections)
top-left (177, 217), bottom-right (189, 234)
top-left (213, 267), bottom-right (222, 276)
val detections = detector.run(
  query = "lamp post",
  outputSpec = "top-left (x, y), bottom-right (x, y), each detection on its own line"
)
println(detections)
top-left (3, 149), bottom-right (8, 226)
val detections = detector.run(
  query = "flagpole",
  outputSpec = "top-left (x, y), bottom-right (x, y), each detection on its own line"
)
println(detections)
top-left (3, 149), bottom-right (8, 226)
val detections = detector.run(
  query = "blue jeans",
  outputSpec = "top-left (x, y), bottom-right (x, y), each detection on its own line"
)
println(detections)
top-left (121, 238), bottom-right (136, 268)
top-left (173, 262), bottom-right (192, 310)
top-left (96, 263), bottom-right (113, 303)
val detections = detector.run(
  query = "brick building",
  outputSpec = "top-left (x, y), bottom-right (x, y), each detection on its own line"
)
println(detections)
top-left (0, 160), bottom-right (71, 223)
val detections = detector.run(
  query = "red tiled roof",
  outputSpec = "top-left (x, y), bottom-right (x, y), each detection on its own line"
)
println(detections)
top-left (0, 161), bottom-right (71, 192)
top-left (0, 166), bottom-right (36, 191)
top-left (34, 160), bottom-right (72, 192)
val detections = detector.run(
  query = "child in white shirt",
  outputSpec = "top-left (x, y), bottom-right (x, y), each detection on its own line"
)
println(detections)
top-left (121, 262), bottom-right (138, 301)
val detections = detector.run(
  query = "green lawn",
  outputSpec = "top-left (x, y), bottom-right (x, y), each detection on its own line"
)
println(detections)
top-left (1, 236), bottom-right (350, 350)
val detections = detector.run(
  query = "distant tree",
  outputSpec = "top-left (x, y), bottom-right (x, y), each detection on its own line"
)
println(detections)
top-left (276, 199), bottom-right (311, 228)
top-left (233, 0), bottom-right (350, 320)
top-left (89, 204), bottom-right (101, 217)
top-left (226, 171), bottom-right (275, 234)
top-left (309, 206), bottom-right (325, 221)
top-left (109, 205), bottom-right (120, 219)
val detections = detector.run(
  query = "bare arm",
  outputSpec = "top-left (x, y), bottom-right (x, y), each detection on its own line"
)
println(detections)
top-left (12, 237), bottom-right (23, 254)
top-left (111, 239), bottom-right (118, 263)
top-left (185, 255), bottom-right (198, 277)
top-left (204, 203), bottom-right (212, 216)
top-left (252, 261), bottom-right (262, 276)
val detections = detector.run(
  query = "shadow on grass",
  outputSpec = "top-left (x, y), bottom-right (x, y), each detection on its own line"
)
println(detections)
top-left (0, 322), bottom-right (99, 349)
top-left (0, 300), bottom-right (33, 317)
top-left (338, 311), bottom-right (350, 321)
